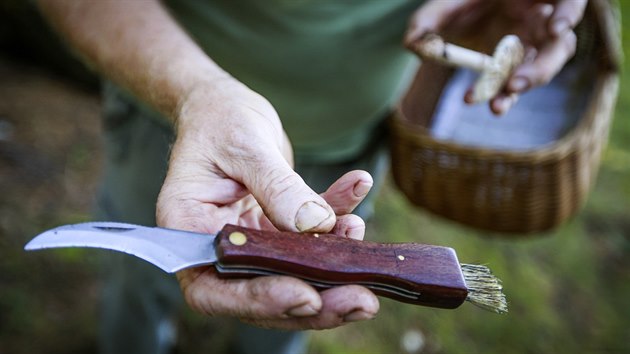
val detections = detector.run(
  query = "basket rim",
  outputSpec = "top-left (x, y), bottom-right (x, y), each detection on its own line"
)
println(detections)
top-left (390, 70), bottom-right (619, 164)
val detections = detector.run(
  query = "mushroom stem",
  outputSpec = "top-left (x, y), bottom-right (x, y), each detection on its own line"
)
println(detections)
top-left (413, 34), bottom-right (494, 72)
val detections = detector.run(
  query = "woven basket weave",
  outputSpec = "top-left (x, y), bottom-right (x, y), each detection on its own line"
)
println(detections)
top-left (389, 0), bottom-right (621, 234)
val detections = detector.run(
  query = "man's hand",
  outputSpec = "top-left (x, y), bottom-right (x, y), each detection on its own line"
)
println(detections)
top-left (404, 0), bottom-right (588, 115)
top-left (157, 79), bottom-right (379, 330)
top-left (39, 0), bottom-right (380, 330)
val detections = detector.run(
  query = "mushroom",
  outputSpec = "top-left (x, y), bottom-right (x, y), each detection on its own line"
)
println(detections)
top-left (411, 34), bottom-right (525, 103)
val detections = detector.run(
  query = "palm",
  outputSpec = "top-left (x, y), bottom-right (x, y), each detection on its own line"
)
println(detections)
top-left (157, 79), bottom-right (379, 329)
top-left (180, 172), bottom-right (374, 328)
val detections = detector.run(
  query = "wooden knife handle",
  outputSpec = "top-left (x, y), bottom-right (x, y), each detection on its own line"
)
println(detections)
top-left (214, 224), bottom-right (468, 309)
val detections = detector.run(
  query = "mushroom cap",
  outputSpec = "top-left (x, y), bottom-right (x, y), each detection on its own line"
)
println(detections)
top-left (470, 35), bottom-right (524, 103)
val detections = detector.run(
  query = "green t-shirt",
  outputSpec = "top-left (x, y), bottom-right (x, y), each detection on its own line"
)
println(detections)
top-left (162, 0), bottom-right (422, 162)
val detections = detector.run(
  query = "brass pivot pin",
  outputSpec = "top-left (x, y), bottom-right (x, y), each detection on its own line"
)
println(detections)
top-left (228, 232), bottom-right (247, 246)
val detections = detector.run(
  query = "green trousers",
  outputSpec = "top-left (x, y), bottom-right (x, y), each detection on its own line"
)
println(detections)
top-left (96, 84), bottom-right (389, 354)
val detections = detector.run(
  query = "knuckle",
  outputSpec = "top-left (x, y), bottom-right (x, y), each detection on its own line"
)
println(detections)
top-left (563, 31), bottom-right (577, 56)
top-left (182, 282), bottom-right (220, 318)
top-left (261, 169), bottom-right (305, 204)
top-left (246, 277), bottom-right (294, 317)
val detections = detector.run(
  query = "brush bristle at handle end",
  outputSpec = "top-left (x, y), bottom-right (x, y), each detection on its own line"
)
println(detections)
top-left (461, 264), bottom-right (508, 314)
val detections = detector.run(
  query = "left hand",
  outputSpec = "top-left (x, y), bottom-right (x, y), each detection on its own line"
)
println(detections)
top-left (404, 0), bottom-right (588, 115)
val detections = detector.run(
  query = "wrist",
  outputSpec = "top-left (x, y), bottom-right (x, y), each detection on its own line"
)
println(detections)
top-left (174, 75), bottom-right (244, 131)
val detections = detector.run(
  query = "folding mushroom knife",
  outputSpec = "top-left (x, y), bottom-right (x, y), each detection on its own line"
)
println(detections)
top-left (25, 222), bottom-right (506, 312)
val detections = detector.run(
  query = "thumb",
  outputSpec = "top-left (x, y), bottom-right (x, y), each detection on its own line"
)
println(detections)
top-left (404, 0), bottom-right (488, 48)
top-left (404, 0), bottom-right (466, 46)
top-left (237, 151), bottom-right (336, 233)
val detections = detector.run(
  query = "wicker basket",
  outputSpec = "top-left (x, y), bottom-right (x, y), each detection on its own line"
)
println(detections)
top-left (389, 0), bottom-right (621, 234)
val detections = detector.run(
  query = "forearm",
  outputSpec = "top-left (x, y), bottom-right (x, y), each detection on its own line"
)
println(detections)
top-left (38, 0), bottom-right (233, 120)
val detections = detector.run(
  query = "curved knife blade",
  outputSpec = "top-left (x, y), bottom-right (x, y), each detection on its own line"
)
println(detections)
top-left (24, 222), bottom-right (217, 272)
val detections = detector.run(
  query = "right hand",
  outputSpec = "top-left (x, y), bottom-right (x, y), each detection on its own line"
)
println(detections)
top-left (156, 78), bottom-right (379, 330)
top-left (404, 0), bottom-right (587, 115)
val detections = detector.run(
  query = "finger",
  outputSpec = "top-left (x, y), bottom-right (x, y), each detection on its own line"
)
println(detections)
top-left (241, 285), bottom-right (379, 330)
top-left (178, 268), bottom-right (324, 320)
top-left (489, 93), bottom-right (519, 116)
top-left (236, 194), bottom-right (277, 231)
top-left (404, 1), bottom-right (447, 46)
top-left (404, 0), bottom-right (483, 47)
top-left (505, 46), bottom-right (538, 94)
top-left (157, 140), bottom-right (251, 233)
top-left (320, 170), bottom-right (373, 215)
top-left (509, 30), bottom-right (576, 90)
top-left (331, 214), bottom-right (366, 241)
top-left (157, 184), bottom-right (239, 234)
top-left (548, 0), bottom-right (588, 37)
top-left (528, 3), bottom-right (555, 45)
top-left (236, 150), bottom-right (336, 233)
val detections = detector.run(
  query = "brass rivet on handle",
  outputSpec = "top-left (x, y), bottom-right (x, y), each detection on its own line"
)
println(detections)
top-left (397, 255), bottom-right (405, 261)
top-left (228, 232), bottom-right (247, 246)
top-left (313, 233), bottom-right (320, 238)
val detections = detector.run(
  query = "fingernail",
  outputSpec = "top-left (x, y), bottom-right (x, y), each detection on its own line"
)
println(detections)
top-left (343, 310), bottom-right (374, 323)
top-left (551, 18), bottom-right (570, 36)
top-left (539, 3), bottom-right (554, 18)
top-left (295, 201), bottom-right (333, 232)
top-left (286, 303), bottom-right (319, 317)
top-left (493, 97), bottom-right (512, 116)
top-left (509, 76), bottom-right (530, 93)
top-left (353, 181), bottom-right (372, 198)
top-left (464, 90), bottom-right (474, 105)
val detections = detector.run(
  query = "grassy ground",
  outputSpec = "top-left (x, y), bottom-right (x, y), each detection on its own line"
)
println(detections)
top-left (1, 3), bottom-right (629, 354)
